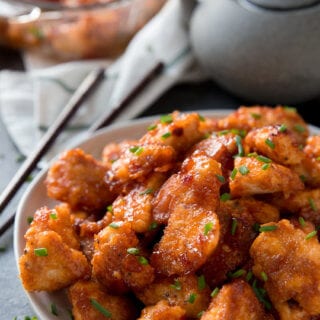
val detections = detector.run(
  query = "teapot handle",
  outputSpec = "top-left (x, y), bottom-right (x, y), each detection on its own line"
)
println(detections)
top-left (180, 0), bottom-right (197, 26)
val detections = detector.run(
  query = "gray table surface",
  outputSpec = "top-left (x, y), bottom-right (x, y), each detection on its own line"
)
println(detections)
top-left (0, 46), bottom-right (319, 319)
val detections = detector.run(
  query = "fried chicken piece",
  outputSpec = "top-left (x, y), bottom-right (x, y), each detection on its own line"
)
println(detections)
top-left (136, 274), bottom-right (211, 318)
top-left (218, 106), bottom-right (309, 144)
top-left (92, 222), bottom-right (154, 294)
top-left (200, 279), bottom-right (273, 320)
top-left (250, 219), bottom-right (320, 319)
top-left (230, 156), bottom-right (304, 198)
top-left (46, 148), bottom-right (116, 212)
top-left (138, 300), bottom-right (186, 320)
top-left (112, 173), bottom-right (167, 233)
top-left (244, 125), bottom-right (304, 166)
top-left (68, 280), bottom-right (138, 320)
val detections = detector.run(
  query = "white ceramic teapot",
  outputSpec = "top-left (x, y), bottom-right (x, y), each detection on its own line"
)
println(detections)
top-left (185, 0), bottom-right (320, 104)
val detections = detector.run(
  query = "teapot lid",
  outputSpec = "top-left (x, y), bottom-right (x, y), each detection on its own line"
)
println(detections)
top-left (247, 0), bottom-right (320, 9)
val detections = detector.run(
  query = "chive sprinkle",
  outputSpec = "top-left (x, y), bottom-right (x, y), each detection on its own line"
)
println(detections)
top-left (140, 188), bottom-right (153, 195)
top-left (246, 270), bottom-right (253, 282)
top-left (188, 293), bottom-right (197, 303)
top-left (235, 135), bottom-right (245, 157)
top-left (256, 155), bottom-right (272, 163)
top-left (161, 132), bottom-right (171, 139)
top-left (300, 175), bottom-right (307, 182)
top-left (283, 106), bottom-right (297, 112)
top-left (204, 222), bottom-right (214, 236)
top-left (50, 303), bottom-right (58, 316)
top-left (261, 271), bottom-right (268, 282)
top-left (259, 225), bottom-right (278, 232)
top-left (299, 217), bottom-right (306, 227)
top-left (239, 165), bottom-right (250, 175)
top-left (34, 248), bottom-right (48, 257)
top-left (216, 174), bottom-right (225, 183)
top-left (160, 114), bottom-right (173, 124)
top-left (220, 193), bottom-right (231, 202)
top-left (265, 138), bottom-right (275, 149)
top-left (305, 230), bottom-right (317, 240)
top-left (127, 247), bottom-right (140, 255)
top-left (138, 256), bottom-right (149, 265)
top-left (147, 124), bottom-right (157, 131)
top-left (229, 269), bottom-right (246, 278)
top-left (90, 298), bottom-right (112, 318)
top-left (27, 216), bottom-right (33, 224)
top-left (308, 198), bottom-right (317, 211)
top-left (294, 124), bottom-right (306, 133)
top-left (253, 223), bottom-right (260, 233)
top-left (251, 113), bottom-right (261, 119)
top-left (197, 311), bottom-right (205, 318)
top-left (317, 156), bottom-right (320, 161)
top-left (149, 221), bottom-right (158, 230)
top-left (107, 205), bottom-right (113, 213)
top-left (50, 212), bottom-right (57, 220)
top-left (198, 114), bottom-right (206, 122)
top-left (279, 124), bottom-right (287, 132)
top-left (170, 279), bottom-right (182, 290)
top-left (252, 279), bottom-right (272, 310)
top-left (109, 222), bottom-right (120, 229)
top-left (129, 146), bottom-right (144, 155)
top-left (198, 275), bottom-right (206, 290)
top-left (230, 168), bottom-right (238, 180)
top-left (231, 218), bottom-right (238, 235)
top-left (210, 287), bottom-right (219, 298)
top-left (261, 163), bottom-right (270, 170)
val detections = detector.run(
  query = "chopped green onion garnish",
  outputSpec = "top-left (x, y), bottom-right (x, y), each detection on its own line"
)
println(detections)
top-left (107, 205), bottom-right (113, 213)
top-left (239, 165), bottom-right (250, 175)
top-left (247, 152), bottom-right (257, 157)
top-left (50, 212), bottom-right (57, 220)
top-left (50, 303), bottom-right (58, 316)
top-left (160, 114), bottom-right (173, 124)
top-left (90, 298), bottom-right (112, 318)
top-left (147, 124), bottom-right (157, 131)
top-left (230, 168), bottom-right (238, 180)
top-left (161, 132), bottom-right (172, 139)
top-left (317, 156), bottom-right (320, 161)
top-left (252, 279), bottom-right (272, 310)
top-left (251, 113), bottom-right (261, 119)
top-left (109, 222), bottom-right (120, 229)
top-left (279, 124), bottom-right (287, 132)
top-left (170, 279), bottom-right (182, 290)
top-left (197, 275), bottom-right (206, 290)
top-left (204, 222), bottom-right (214, 236)
top-left (197, 311), bottom-right (205, 318)
top-left (294, 124), bottom-right (306, 133)
top-left (229, 269), bottom-right (246, 278)
top-left (149, 221), bottom-right (158, 230)
top-left (253, 223), bottom-right (260, 233)
top-left (265, 138), bottom-right (275, 149)
top-left (187, 293), bottom-right (197, 303)
top-left (305, 230), bottom-right (317, 240)
top-left (203, 133), bottom-right (210, 139)
top-left (308, 198), bottom-right (317, 211)
top-left (261, 271), bottom-right (268, 282)
top-left (210, 287), bottom-right (219, 298)
top-left (300, 175), bottom-right (307, 182)
top-left (198, 114), bottom-right (206, 122)
top-left (299, 217), bottom-right (306, 227)
top-left (216, 174), bottom-right (225, 183)
top-left (129, 146), bottom-right (144, 155)
top-left (140, 188), bottom-right (153, 195)
top-left (138, 256), bottom-right (149, 265)
top-left (259, 225), bottom-right (278, 232)
top-left (27, 216), bottom-right (33, 224)
top-left (246, 270), bottom-right (253, 282)
top-left (127, 247), bottom-right (140, 255)
top-left (261, 163), bottom-right (270, 170)
top-left (256, 155), bottom-right (272, 163)
top-left (283, 106), bottom-right (297, 112)
top-left (220, 193), bottom-right (231, 202)
top-left (231, 218), bottom-right (238, 235)
top-left (34, 248), bottom-right (48, 257)
top-left (235, 135), bottom-right (244, 157)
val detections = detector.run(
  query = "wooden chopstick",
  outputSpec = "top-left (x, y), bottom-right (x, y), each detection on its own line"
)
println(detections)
top-left (0, 61), bottom-right (163, 236)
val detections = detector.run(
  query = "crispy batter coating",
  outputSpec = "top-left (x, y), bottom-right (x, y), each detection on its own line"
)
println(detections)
top-left (138, 300), bottom-right (186, 320)
top-left (230, 156), bottom-right (304, 198)
top-left (218, 106), bottom-right (309, 144)
top-left (68, 280), bottom-right (138, 320)
top-left (305, 136), bottom-right (320, 158)
top-left (201, 279), bottom-right (273, 320)
top-left (151, 154), bottom-right (222, 276)
top-left (250, 219), bottom-right (320, 319)
top-left (46, 148), bottom-right (116, 212)
top-left (136, 274), bottom-right (211, 318)
top-left (92, 222), bottom-right (154, 294)
top-left (244, 125), bottom-right (304, 166)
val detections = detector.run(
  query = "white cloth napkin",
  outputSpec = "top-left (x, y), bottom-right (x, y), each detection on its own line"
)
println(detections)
top-left (0, 0), bottom-right (205, 161)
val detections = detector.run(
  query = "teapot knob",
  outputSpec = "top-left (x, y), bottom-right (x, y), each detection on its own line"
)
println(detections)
top-left (248, 0), bottom-right (320, 9)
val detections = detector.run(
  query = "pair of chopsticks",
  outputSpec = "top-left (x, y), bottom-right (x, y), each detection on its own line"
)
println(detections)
top-left (0, 62), bottom-right (164, 236)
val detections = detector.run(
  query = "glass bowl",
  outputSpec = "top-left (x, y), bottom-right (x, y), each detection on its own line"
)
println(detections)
top-left (0, 0), bottom-right (167, 61)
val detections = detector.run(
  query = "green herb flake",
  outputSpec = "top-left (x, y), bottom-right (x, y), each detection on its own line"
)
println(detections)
top-left (230, 168), bottom-right (238, 180)
top-left (50, 303), bottom-right (58, 316)
top-left (109, 222), bottom-right (121, 229)
top-left (305, 230), bottom-right (317, 240)
top-left (279, 124), bottom-right (287, 132)
top-left (34, 247), bottom-right (48, 257)
top-left (27, 216), bottom-right (33, 224)
top-left (149, 221), bottom-right (158, 230)
top-left (256, 155), bottom-right (272, 163)
top-left (90, 298), bottom-right (112, 318)
top-left (252, 279), bottom-right (272, 310)
top-left (220, 193), bottom-right (231, 202)
top-left (246, 270), bottom-right (253, 282)
top-left (216, 174), bottom-right (225, 183)
top-left (203, 133), bottom-right (210, 139)
top-left (127, 247), bottom-right (140, 255)
top-left (50, 212), bottom-right (57, 220)
top-left (299, 217), bottom-right (306, 227)
top-left (204, 222), bottom-right (214, 236)
top-left (160, 114), bottom-right (173, 124)
top-left (161, 132), bottom-right (172, 139)
top-left (230, 269), bottom-right (246, 278)
top-left (265, 138), bottom-right (275, 149)
top-left (231, 218), bottom-right (238, 236)
top-left (129, 146), bottom-right (144, 155)
top-left (298, 144), bottom-right (304, 150)
top-left (198, 114), bottom-right (206, 122)
top-left (261, 271), bottom-right (268, 282)
top-left (300, 175), bottom-right (307, 182)
top-left (188, 293), bottom-right (197, 304)
top-left (253, 223), bottom-right (260, 233)
top-left (294, 124), bottom-right (306, 133)
top-left (251, 113), bottom-right (261, 120)
top-left (107, 205), bottom-right (113, 213)
top-left (138, 256), bottom-right (149, 265)
top-left (210, 287), bottom-right (219, 298)
top-left (147, 124), bottom-right (157, 131)
top-left (170, 279), bottom-right (182, 291)
top-left (283, 106), bottom-right (297, 113)
top-left (197, 311), bottom-right (205, 318)
top-left (316, 156), bottom-right (320, 161)
top-left (29, 26), bottom-right (44, 40)
top-left (239, 165), bottom-right (250, 175)
top-left (308, 197), bottom-right (317, 211)
top-left (197, 275), bottom-right (206, 290)
top-left (235, 135), bottom-right (245, 157)
top-left (259, 225), bottom-right (278, 232)
top-left (140, 188), bottom-right (153, 195)
top-left (261, 163), bottom-right (270, 170)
